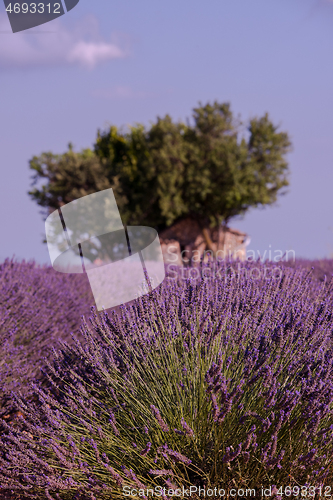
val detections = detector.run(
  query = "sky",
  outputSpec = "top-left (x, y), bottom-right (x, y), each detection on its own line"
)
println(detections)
top-left (1, 0), bottom-right (333, 264)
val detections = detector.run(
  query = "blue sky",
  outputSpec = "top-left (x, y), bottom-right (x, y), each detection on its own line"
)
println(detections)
top-left (1, 0), bottom-right (333, 264)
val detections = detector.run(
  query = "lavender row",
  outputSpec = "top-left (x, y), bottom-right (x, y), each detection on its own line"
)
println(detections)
top-left (0, 258), bottom-right (93, 416)
top-left (0, 259), bottom-right (333, 498)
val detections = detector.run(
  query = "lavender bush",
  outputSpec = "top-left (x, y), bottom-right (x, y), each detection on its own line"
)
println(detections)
top-left (283, 257), bottom-right (333, 282)
top-left (1, 260), bottom-right (333, 499)
top-left (0, 258), bottom-right (93, 416)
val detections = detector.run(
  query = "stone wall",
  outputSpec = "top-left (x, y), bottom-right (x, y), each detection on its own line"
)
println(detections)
top-left (159, 217), bottom-right (250, 265)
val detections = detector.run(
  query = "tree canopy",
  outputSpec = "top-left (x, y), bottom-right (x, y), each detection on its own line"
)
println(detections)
top-left (29, 101), bottom-right (292, 235)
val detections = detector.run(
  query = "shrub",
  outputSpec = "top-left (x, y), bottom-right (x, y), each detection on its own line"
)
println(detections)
top-left (283, 258), bottom-right (333, 283)
top-left (0, 258), bottom-right (93, 416)
top-left (1, 260), bottom-right (333, 499)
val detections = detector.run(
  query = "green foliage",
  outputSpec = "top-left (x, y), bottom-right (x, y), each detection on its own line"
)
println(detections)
top-left (29, 147), bottom-right (113, 214)
top-left (29, 102), bottom-right (291, 230)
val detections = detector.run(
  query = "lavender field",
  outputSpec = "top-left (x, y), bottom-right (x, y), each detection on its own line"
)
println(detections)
top-left (1, 258), bottom-right (333, 499)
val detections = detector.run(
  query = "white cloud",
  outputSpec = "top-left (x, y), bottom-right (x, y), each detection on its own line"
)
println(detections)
top-left (0, 14), bottom-right (127, 70)
top-left (67, 41), bottom-right (124, 68)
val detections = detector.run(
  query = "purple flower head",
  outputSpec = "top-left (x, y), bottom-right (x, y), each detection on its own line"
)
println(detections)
top-left (149, 469), bottom-right (174, 476)
top-left (140, 442), bottom-right (152, 457)
top-left (159, 444), bottom-right (192, 465)
top-left (181, 417), bottom-right (194, 437)
top-left (150, 405), bottom-right (169, 432)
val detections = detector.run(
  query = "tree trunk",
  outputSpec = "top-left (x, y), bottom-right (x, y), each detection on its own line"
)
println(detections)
top-left (202, 227), bottom-right (216, 254)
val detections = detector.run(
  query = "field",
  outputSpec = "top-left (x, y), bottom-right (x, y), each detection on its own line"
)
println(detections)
top-left (1, 257), bottom-right (333, 499)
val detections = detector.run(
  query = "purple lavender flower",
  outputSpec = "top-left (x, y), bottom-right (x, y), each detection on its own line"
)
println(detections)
top-left (140, 442), bottom-right (151, 456)
top-left (158, 444), bottom-right (192, 465)
top-left (121, 467), bottom-right (145, 489)
top-left (109, 412), bottom-right (120, 436)
top-left (150, 405), bottom-right (169, 432)
top-left (180, 417), bottom-right (194, 437)
top-left (149, 469), bottom-right (174, 476)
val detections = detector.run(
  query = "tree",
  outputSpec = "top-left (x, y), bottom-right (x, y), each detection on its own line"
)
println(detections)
top-left (29, 101), bottom-right (291, 255)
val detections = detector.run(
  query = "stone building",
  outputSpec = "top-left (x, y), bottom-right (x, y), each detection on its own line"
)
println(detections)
top-left (159, 217), bottom-right (250, 266)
